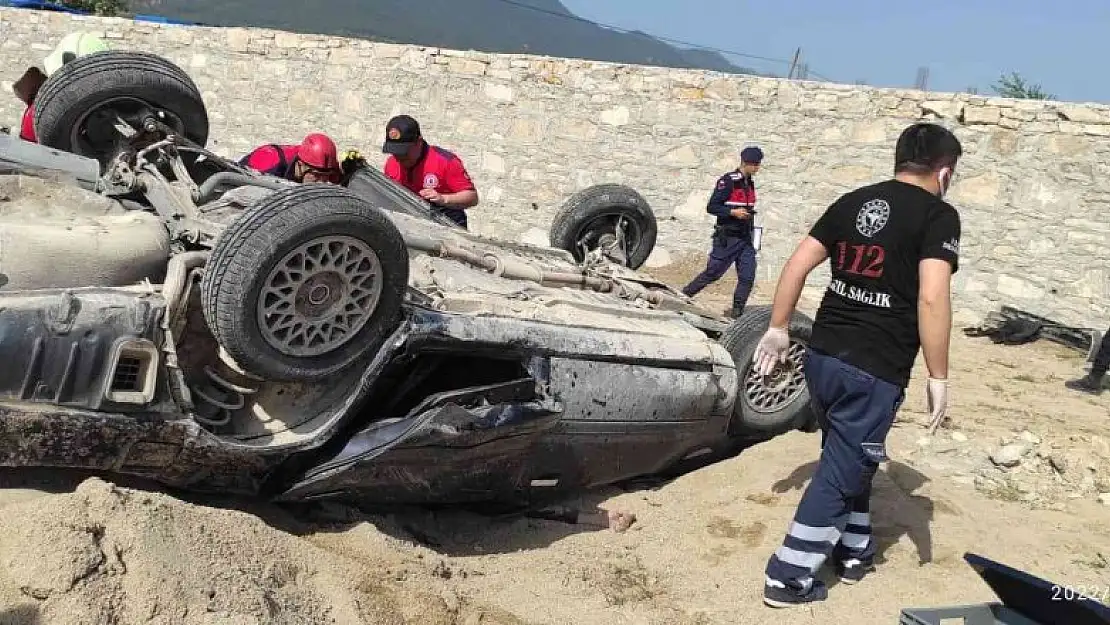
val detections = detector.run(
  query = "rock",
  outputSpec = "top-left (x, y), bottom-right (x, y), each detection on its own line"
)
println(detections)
top-left (1091, 436), bottom-right (1110, 458)
top-left (963, 105), bottom-right (1003, 125)
top-left (1099, 493), bottom-right (1110, 506)
top-left (643, 247), bottom-right (672, 268)
top-left (990, 444), bottom-right (1030, 468)
top-left (946, 172), bottom-right (1001, 205)
top-left (673, 189), bottom-right (710, 222)
top-left (599, 106), bottom-right (631, 126)
top-left (1049, 455), bottom-right (1069, 475)
top-left (661, 145), bottom-right (700, 168)
top-left (1057, 105), bottom-right (1108, 124)
top-left (921, 100), bottom-right (963, 119)
top-left (481, 152), bottom-right (506, 174)
top-left (951, 432), bottom-right (968, 443)
top-left (1018, 431), bottom-right (1041, 445)
top-left (484, 83), bottom-right (513, 102)
top-left (519, 227), bottom-right (549, 248)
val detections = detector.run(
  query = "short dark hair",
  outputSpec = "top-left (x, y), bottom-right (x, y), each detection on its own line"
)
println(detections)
top-left (894, 123), bottom-right (962, 175)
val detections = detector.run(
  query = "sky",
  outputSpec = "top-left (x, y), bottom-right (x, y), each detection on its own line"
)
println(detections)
top-left (559, 0), bottom-right (1109, 104)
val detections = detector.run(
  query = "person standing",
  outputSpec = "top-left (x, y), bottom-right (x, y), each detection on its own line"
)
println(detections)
top-left (1065, 327), bottom-right (1108, 395)
top-left (681, 146), bottom-right (764, 317)
top-left (752, 123), bottom-right (962, 608)
top-left (381, 114), bottom-right (479, 229)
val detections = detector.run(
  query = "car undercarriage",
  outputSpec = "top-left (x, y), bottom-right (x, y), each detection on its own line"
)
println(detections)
top-left (0, 49), bottom-right (817, 508)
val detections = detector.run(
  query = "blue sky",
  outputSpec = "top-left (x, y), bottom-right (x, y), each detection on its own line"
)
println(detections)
top-left (560, 0), bottom-right (1109, 104)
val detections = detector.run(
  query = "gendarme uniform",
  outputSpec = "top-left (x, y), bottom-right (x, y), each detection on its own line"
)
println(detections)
top-left (681, 146), bottom-right (764, 316)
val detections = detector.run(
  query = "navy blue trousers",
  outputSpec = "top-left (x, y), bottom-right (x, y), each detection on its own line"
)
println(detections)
top-left (764, 348), bottom-right (905, 592)
top-left (682, 232), bottom-right (757, 311)
top-left (435, 206), bottom-right (468, 229)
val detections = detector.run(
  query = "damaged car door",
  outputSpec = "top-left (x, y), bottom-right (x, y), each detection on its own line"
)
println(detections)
top-left (274, 375), bottom-right (562, 505)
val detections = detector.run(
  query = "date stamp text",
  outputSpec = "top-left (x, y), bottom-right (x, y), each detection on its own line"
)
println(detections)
top-left (1051, 584), bottom-right (1110, 604)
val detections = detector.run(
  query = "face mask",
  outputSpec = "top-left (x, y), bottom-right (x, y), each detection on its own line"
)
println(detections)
top-left (937, 168), bottom-right (953, 198)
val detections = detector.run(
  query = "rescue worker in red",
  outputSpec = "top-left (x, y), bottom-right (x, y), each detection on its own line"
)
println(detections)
top-left (381, 115), bottom-right (479, 228)
top-left (238, 133), bottom-right (343, 184)
top-left (12, 68), bottom-right (46, 143)
top-left (681, 146), bottom-right (764, 317)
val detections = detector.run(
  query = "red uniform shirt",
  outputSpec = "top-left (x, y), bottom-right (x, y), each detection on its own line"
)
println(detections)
top-left (19, 105), bottom-right (36, 143)
top-left (383, 144), bottom-right (475, 228)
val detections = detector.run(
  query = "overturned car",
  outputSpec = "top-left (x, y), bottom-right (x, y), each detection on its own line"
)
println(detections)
top-left (0, 50), bottom-right (816, 507)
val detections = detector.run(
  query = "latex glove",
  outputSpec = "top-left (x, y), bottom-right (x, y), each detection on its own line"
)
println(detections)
top-left (926, 378), bottom-right (949, 434)
top-left (753, 326), bottom-right (790, 377)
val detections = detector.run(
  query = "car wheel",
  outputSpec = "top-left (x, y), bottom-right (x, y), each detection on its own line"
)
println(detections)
top-left (343, 166), bottom-right (460, 228)
top-left (33, 50), bottom-right (209, 169)
top-left (718, 305), bottom-right (816, 437)
top-left (549, 183), bottom-right (657, 269)
top-left (200, 184), bottom-right (410, 382)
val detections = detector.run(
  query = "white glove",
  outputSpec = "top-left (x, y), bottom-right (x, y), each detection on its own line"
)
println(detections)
top-left (926, 377), bottom-right (949, 434)
top-left (752, 326), bottom-right (790, 377)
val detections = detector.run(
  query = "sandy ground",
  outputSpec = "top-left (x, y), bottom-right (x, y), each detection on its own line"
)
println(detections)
top-left (0, 258), bottom-right (1107, 625)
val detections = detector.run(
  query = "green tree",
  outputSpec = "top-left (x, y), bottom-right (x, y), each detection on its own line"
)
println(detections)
top-left (59, 0), bottom-right (129, 16)
top-left (992, 72), bottom-right (1055, 100)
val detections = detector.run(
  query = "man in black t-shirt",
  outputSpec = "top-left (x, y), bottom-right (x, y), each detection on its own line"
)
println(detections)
top-left (752, 123), bottom-right (963, 608)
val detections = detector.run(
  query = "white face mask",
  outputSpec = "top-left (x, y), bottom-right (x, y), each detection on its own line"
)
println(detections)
top-left (937, 168), bottom-right (953, 198)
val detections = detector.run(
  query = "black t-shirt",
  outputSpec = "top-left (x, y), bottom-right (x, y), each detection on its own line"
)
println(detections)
top-left (807, 179), bottom-right (961, 388)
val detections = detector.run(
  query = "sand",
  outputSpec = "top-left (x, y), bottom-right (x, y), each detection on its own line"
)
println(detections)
top-left (0, 259), bottom-right (1106, 625)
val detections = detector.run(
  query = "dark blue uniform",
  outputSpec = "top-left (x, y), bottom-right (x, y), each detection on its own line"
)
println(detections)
top-left (681, 169), bottom-right (759, 315)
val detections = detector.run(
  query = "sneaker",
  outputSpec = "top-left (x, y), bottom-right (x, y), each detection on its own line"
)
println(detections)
top-left (763, 579), bottom-right (829, 608)
top-left (836, 558), bottom-right (875, 585)
top-left (1065, 373), bottom-right (1106, 396)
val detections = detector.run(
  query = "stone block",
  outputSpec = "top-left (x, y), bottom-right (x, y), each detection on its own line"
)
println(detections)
top-left (481, 152), bottom-right (506, 175)
top-left (484, 83), bottom-right (513, 102)
top-left (948, 172), bottom-right (1001, 206)
top-left (921, 100), bottom-right (963, 119)
top-left (599, 106), bottom-right (631, 126)
top-left (1057, 105), bottom-right (1108, 124)
top-left (644, 247), bottom-right (673, 268)
top-left (274, 32), bottom-right (302, 49)
top-left (672, 188), bottom-right (713, 223)
top-left (962, 105), bottom-right (1002, 125)
top-left (226, 28), bottom-right (251, 51)
top-left (661, 145), bottom-right (700, 168)
top-left (997, 275), bottom-right (1043, 300)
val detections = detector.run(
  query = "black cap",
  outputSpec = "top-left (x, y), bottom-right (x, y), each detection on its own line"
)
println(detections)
top-left (382, 114), bottom-right (421, 155)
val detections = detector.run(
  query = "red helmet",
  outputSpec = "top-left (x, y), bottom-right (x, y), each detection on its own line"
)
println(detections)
top-left (298, 133), bottom-right (339, 170)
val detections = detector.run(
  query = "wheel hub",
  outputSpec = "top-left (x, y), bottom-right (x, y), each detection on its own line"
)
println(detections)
top-left (257, 235), bottom-right (384, 358)
top-left (742, 340), bottom-right (807, 414)
top-left (296, 271), bottom-right (344, 316)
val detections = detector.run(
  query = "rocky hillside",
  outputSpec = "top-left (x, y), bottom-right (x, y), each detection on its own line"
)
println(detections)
top-left (132, 0), bottom-right (763, 75)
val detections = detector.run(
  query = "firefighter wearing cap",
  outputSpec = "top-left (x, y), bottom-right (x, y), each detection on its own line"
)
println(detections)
top-left (381, 115), bottom-right (479, 229)
top-left (238, 133), bottom-right (343, 184)
top-left (13, 32), bottom-right (110, 144)
top-left (681, 146), bottom-right (765, 317)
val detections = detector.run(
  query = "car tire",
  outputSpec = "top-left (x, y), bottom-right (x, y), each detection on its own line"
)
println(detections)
top-left (33, 50), bottom-right (209, 167)
top-left (200, 184), bottom-right (410, 382)
top-left (718, 305), bottom-right (816, 437)
top-left (343, 166), bottom-right (460, 228)
top-left (549, 183), bottom-right (657, 269)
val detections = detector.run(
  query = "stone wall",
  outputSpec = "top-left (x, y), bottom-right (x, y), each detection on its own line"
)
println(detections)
top-left (2, 8), bottom-right (1107, 329)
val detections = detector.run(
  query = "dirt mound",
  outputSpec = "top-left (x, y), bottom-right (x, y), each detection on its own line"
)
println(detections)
top-left (0, 478), bottom-right (527, 625)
